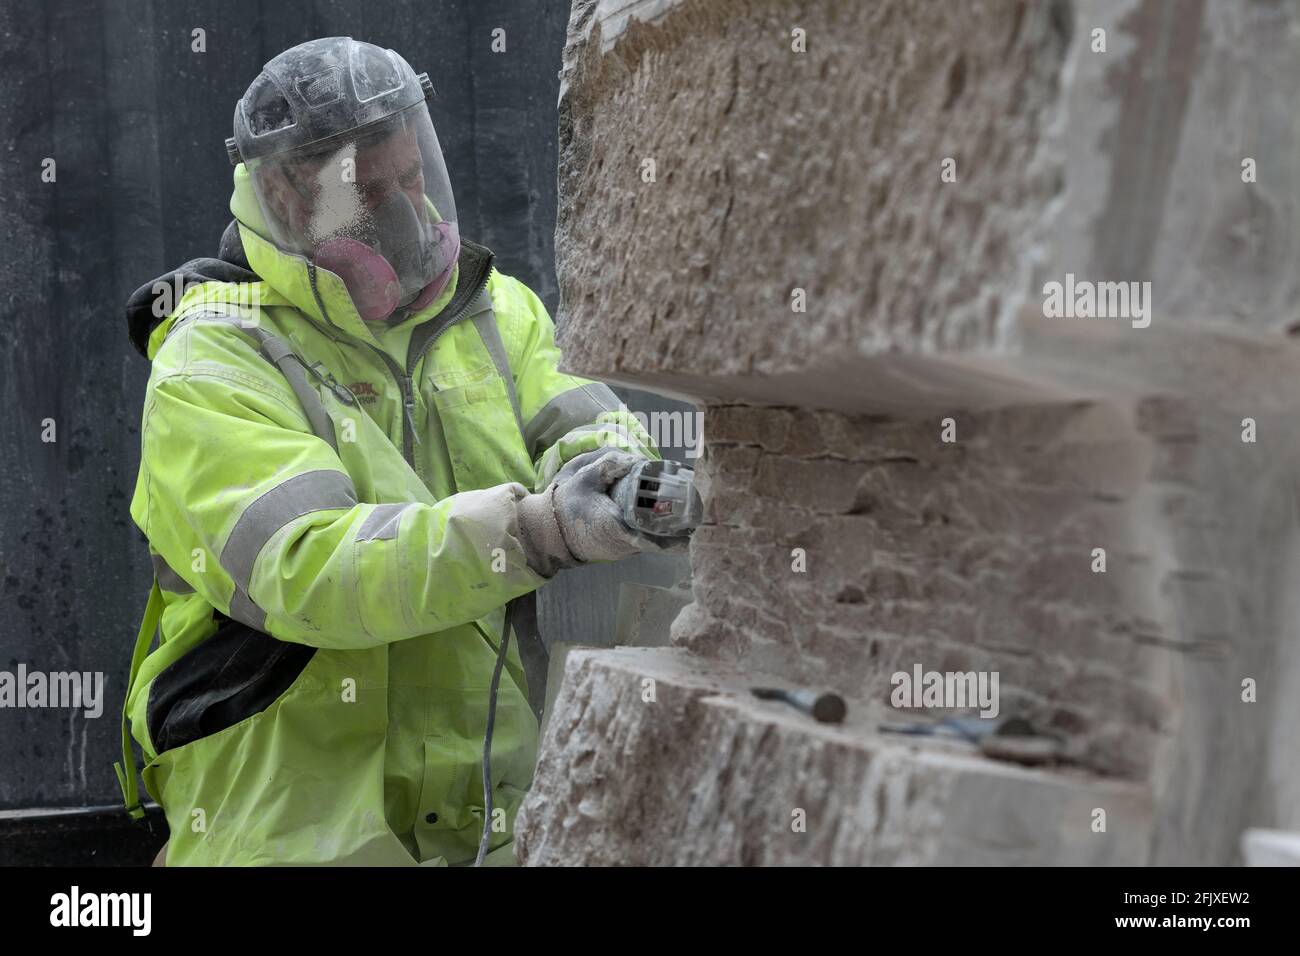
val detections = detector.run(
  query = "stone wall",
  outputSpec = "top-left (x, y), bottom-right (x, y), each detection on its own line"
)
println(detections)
top-left (1054, 0), bottom-right (1300, 333)
top-left (553, 0), bottom-right (1071, 408)
top-left (517, 0), bottom-right (1300, 866)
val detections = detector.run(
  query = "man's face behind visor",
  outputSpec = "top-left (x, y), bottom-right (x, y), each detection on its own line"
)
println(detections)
top-left (253, 111), bottom-right (460, 322)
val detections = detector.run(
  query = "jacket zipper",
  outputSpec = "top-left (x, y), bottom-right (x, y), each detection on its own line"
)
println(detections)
top-left (392, 285), bottom-right (490, 467)
top-left (308, 260), bottom-right (493, 469)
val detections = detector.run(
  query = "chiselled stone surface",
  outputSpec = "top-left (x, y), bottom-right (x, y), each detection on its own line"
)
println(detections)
top-left (554, 0), bottom-right (1071, 407)
top-left (677, 398), bottom-right (1171, 779)
top-left (516, 647), bottom-right (1152, 866)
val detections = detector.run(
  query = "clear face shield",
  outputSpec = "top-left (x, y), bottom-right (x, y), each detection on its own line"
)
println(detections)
top-left (245, 102), bottom-right (460, 322)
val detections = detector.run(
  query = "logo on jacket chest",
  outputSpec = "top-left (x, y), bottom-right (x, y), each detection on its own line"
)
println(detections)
top-left (345, 380), bottom-right (382, 405)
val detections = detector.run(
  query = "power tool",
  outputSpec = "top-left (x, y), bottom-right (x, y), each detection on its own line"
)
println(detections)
top-left (610, 458), bottom-right (704, 540)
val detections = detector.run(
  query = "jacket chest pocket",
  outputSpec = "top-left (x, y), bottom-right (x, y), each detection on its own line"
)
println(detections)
top-left (430, 368), bottom-right (534, 492)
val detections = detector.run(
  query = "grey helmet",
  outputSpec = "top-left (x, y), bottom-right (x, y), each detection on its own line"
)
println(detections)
top-left (229, 37), bottom-right (460, 322)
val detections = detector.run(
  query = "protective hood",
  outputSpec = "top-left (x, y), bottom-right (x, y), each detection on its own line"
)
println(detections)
top-left (124, 233), bottom-right (260, 359)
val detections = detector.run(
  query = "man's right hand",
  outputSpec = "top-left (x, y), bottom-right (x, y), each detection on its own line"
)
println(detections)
top-left (547, 446), bottom-right (625, 488)
top-left (516, 448), bottom-right (646, 577)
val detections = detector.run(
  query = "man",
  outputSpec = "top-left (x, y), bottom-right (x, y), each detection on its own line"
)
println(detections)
top-left (117, 37), bottom-right (665, 866)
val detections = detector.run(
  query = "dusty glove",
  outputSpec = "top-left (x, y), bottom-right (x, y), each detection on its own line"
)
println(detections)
top-left (516, 449), bottom-right (647, 576)
top-left (547, 446), bottom-right (627, 489)
top-left (553, 447), bottom-right (688, 554)
top-left (533, 410), bottom-right (659, 492)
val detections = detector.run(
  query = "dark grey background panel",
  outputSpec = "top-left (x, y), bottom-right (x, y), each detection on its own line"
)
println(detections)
top-left (0, 0), bottom-right (686, 839)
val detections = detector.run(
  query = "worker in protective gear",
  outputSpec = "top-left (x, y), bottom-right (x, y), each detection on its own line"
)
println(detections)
top-left (116, 37), bottom-right (665, 866)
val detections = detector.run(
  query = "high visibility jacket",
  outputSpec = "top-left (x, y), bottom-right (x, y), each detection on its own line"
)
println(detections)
top-left (116, 166), bottom-right (657, 866)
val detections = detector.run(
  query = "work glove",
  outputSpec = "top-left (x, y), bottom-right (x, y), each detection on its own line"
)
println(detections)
top-left (563, 448), bottom-right (692, 554)
top-left (533, 410), bottom-right (659, 492)
top-left (517, 449), bottom-right (662, 577)
top-left (547, 446), bottom-right (626, 489)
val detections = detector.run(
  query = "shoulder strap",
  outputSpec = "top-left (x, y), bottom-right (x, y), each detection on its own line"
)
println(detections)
top-left (253, 332), bottom-right (344, 453)
top-left (471, 297), bottom-right (524, 435)
top-left (167, 309), bottom-right (351, 452)
top-left (115, 578), bottom-right (163, 820)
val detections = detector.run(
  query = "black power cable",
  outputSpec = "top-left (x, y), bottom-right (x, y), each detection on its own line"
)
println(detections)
top-left (475, 600), bottom-right (515, 867)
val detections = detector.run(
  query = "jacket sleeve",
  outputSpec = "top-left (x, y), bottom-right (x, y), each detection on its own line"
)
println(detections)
top-left (496, 275), bottom-right (660, 491)
top-left (132, 332), bottom-right (545, 651)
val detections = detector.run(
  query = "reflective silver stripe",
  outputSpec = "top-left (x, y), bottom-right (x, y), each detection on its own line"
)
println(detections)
top-left (255, 333), bottom-right (340, 453)
top-left (228, 587), bottom-right (267, 631)
top-left (151, 552), bottom-right (195, 594)
top-left (168, 312), bottom-right (339, 452)
top-left (523, 383), bottom-right (621, 458)
top-left (472, 306), bottom-right (524, 435)
top-left (220, 469), bottom-right (358, 607)
top-left (356, 502), bottom-right (411, 542)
